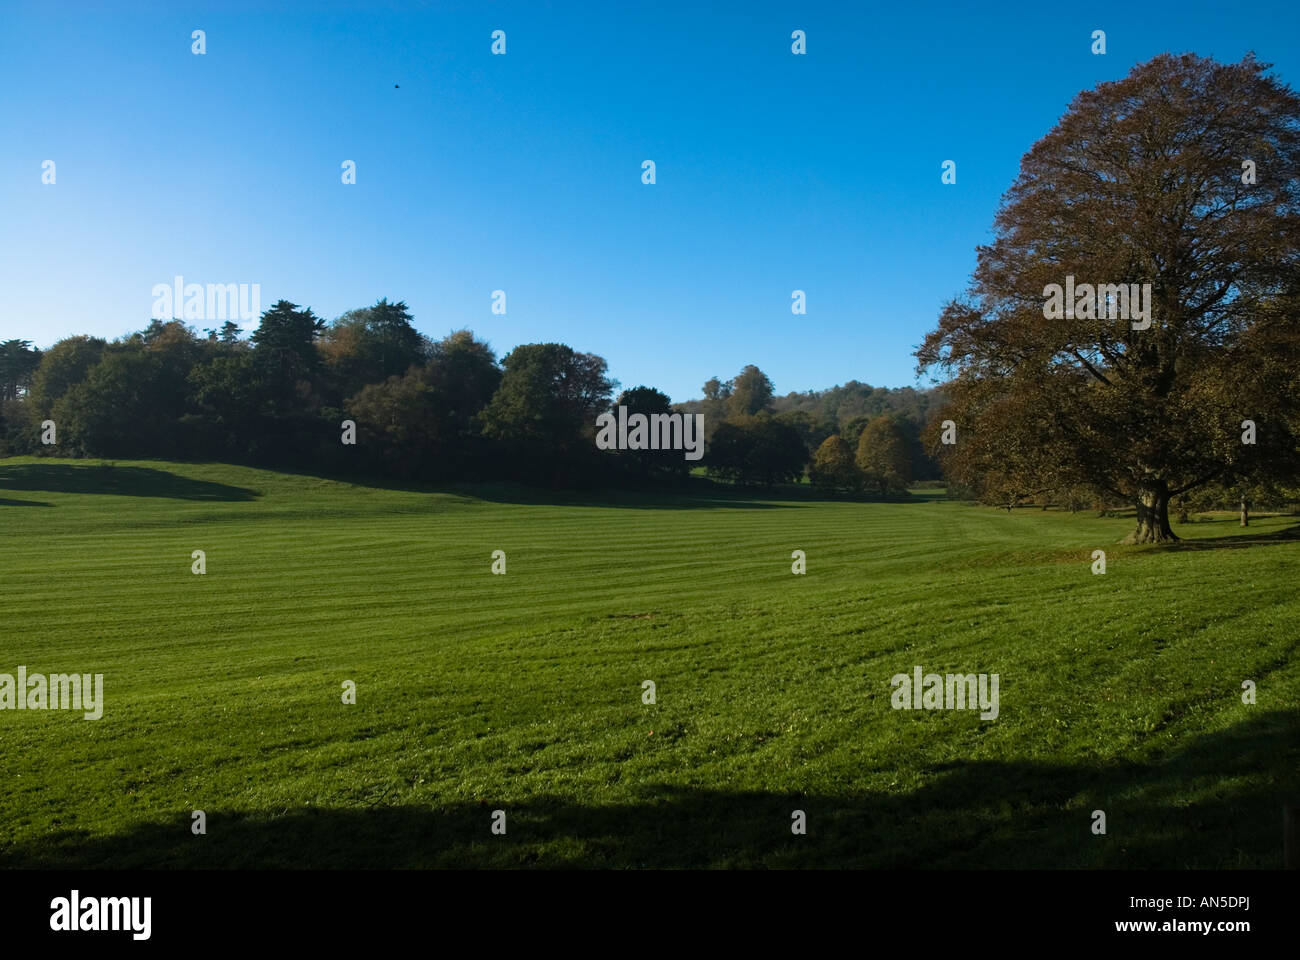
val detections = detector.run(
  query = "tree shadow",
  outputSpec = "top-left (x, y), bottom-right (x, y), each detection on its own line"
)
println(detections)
top-left (0, 497), bottom-right (52, 507)
top-left (458, 482), bottom-right (798, 510)
top-left (298, 470), bottom-right (924, 510)
top-left (289, 469), bottom-right (804, 510)
top-left (4, 710), bottom-right (1293, 869)
top-left (1157, 522), bottom-right (1300, 552)
top-left (0, 463), bottom-right (259, 502)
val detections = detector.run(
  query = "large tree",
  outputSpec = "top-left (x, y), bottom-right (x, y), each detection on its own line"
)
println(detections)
top-left (50, 324), bottom-right (204, 458)
top-left (727, 364), bottom-right (775, 418)
top-left (251, 300), bottom-right (326, 411)
top-left (809, 435), bottom-right (860, 493)
top-left (321, 298), bottom-right (427, 402)
top-left (855, 415), bottom-right (911, 496)
top-left (917, 53), bottom-right (1300, 542)
top-left (479, 342), bottom-right (614, 482)
top-left (608, 385), bottom-right (684, 479)
top-left (346, 329), bottom-right (501, 477)
top-left (188, 351), bottom-right (263, 456)
top-left (705, 413), bottom-right (807, 488)
top-left (28, 335), bottom-right (106, 420)
top-left (54, 349), bottom-right (186, 457)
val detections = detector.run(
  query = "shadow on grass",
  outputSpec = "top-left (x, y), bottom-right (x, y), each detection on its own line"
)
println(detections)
top-left (456, 482), bottom-right (800, 510)
top-left (0, 497), bottom-right (52, 507)
top-left (330, 475), bottom-right (922, 511)
top-left (301, 472), bottom-right (802, 510)
top-left (0, 457), bottom-right (932, 511)
top-left (5, 710), bottom-right (1295, 869)
top-left (1158, 522), bottom-right (1300, 552)
top-left (0, 463), bottom-right (258, 502)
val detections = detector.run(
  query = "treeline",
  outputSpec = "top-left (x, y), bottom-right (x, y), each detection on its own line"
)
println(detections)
top-left (679, 368), bottom-right (943, 485)
top-left (0, 301), bottom-right (944, 491)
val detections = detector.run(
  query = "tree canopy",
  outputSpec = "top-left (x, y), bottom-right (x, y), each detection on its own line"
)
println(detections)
top-left (917, 53), bottom-right (1300, 542)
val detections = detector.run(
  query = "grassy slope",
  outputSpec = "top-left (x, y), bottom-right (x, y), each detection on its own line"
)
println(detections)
top-left (0, 457), bottom-right (1296, 868)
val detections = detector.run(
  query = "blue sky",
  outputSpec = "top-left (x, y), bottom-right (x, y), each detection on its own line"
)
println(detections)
top-left (2, 0), bottom-right (1297, 401)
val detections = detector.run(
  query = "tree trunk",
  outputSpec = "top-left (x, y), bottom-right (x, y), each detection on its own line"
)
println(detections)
top-left (1122, 480), bottom-right (1178, 543)
top-left (1240, 498), bottom-right (1249, 527)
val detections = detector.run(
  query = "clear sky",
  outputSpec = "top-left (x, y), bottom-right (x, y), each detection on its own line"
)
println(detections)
top-left (2, 0), bottom-right (1297, 401)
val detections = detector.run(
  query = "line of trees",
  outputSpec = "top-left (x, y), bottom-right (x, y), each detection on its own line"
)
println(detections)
top-left (11, 54), bottom-right (1298, 530)
top-left (683, 364), bottom-right (941, 488)
top-left (0, 310), bottom-right (942, 492)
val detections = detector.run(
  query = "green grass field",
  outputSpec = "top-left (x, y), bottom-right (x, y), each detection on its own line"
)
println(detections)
top-left (1, 457), bottom-right (1297, 868)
